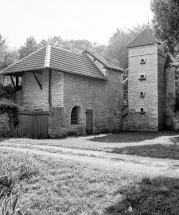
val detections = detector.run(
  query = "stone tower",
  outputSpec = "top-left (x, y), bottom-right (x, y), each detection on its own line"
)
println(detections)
top-left (123, 28), bottom-right (167, 131)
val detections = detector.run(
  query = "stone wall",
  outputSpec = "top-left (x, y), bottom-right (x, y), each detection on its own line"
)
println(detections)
top-left (49, 69), bottom-right (123, 137)
top-left (51, 70), bottom-right (64, 107)
top-left (48, 107), bottom-right (85, 138)
top-left (21, 69), bottom-right (64, 110)
top-left (123, 45), bottom-right (164, 131)
top-left (22, 69), bottom-right (50, 111)
top-left (21, 66), bottom-right (123, 137)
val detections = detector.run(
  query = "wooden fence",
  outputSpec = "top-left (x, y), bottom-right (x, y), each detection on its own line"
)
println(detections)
top-left (17, 110), bottom-right (49, 138)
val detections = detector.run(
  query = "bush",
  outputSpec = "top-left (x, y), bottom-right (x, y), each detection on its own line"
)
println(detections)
top-left (0, 99), bottom-right (19, 127)
top-left (0, 83), bottom-right (16, 100)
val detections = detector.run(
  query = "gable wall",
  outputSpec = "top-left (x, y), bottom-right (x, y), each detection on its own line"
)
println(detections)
top-left (49, 70), bottom-right (123, 137)
top-left (22, 70), bottom-right (49, 111)
top-left (22, 69), bottom-right (64, 111)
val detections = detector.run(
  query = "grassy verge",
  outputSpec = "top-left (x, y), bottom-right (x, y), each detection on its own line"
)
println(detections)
top-left (0, 149), bottom-right (140, 215)
top-left (110, 144), bottom-right (179, 160)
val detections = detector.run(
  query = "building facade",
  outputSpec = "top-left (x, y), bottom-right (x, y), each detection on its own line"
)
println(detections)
top-left (123, 28), bottom-right (179, 131)
top-left (1, 45), bottom-right (124, 137)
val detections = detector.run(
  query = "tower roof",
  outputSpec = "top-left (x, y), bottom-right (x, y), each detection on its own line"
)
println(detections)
top-left (127, 28), bottom-right (157, 48)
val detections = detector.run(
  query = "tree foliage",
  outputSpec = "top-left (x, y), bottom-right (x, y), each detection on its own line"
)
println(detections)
top-left (106, 24), bottom-right (147, 68)
top-left (151, 0), bottom-right (179, 58)
top-left (39, 36), bottom-right (103, 54)
top-left (0, 35), bottom-right (18, 72)
top-left (0, 22), bottom-right (149, 76)
top-left (18, 36), bottom-right (39, 60)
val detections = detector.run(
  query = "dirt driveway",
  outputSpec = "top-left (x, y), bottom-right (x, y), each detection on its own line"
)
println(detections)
top-left (1, 132), bottom-right (179, 177)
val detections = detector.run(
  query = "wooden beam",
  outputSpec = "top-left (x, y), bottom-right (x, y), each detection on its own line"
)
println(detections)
top-left (16, 75), bottom-right (19, 90)
top-left (49, 69), bottom-right (52, 106)
top-left (33, 72), bottom-right (42, 90)
top-left (10, 76), bottom-right (15, 88)
top-left (31, 70), bottom-right (42, 74)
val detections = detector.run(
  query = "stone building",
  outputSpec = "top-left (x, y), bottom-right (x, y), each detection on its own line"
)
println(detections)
top-left (123, 28), bottom-right (179, 131)
top-left (1, 45), bottom-right (124, 137)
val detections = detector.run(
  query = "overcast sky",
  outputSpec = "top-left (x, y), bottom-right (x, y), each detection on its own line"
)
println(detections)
top-left (0, 0), bottom-right (153, 48)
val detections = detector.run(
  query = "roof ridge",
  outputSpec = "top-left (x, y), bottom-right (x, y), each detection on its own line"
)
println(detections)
top-left (0, 46), bottom-right (47, 73)
top-left (44, 45), bottom-right (51, 67)
top-left (51, 45), bottom-right (83, 56)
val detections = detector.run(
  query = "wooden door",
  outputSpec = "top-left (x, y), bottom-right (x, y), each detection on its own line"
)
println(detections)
top-left (18, 111), bottom-right (49, 138)
top-left (86, 109), bottom-right (93, 134)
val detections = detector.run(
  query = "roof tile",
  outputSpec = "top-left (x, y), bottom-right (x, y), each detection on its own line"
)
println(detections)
top-left (83, 50), bottom-right (124, 72)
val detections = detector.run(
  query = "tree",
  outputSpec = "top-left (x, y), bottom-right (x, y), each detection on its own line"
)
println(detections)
top-left (0, 34), bottom-right (18, 71)
top-left (39, 37), bottom-right (95, 53)
top-left (106, 24), bottom-right (147, 69)
top-left (151, 0), bottom-right (179, 60)
top-left (18, 36), bottom-right (39, 59)
top-left (0, 49), bottom-right (18, 71)
top-left (0, 34), bottom-right (18, 86)
top-left (39, 36), bottom-right (63, 48)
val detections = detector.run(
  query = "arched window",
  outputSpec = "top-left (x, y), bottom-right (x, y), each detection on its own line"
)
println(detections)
top-left (71, 106), bottom-right (78, 125)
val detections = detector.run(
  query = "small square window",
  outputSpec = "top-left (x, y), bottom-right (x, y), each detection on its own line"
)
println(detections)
top-left (139, 73), bottom-right (146, 80)
top-left (140, 108), bottom-right (145, 114)
top-left (140, 92), bottom-right (145, 98)
top-left (140, 58), bottom-right (146, 64)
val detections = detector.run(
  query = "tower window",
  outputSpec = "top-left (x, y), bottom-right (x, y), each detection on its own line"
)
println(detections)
top-left (140, 92), bottom-right (145, 98)
top-left (139, 73), bottom-right (146, 80)
top-left (140, 58), bottom-right (146, 64)
top-left (140, 108), bottom-right (145, 114)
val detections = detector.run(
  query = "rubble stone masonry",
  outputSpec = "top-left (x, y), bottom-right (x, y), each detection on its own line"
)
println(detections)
top-left (49, 69), bottom-right (123, 137)
top-left (19, 67), bottom-right (123, 137)
top-left (123, 45), bottom-right (167, 131)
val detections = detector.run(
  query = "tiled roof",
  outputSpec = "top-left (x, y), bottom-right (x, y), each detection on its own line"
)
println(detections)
top-left (1, 47), bottom-right (46, 74)
top-left (1, 45), bottom-right (106, 80)
top-left (127, 28), bottom-right (156, 48)
top-left (50, 47), bottom-right (106, 79)
top-left (83, 50), bottom-right (125, 72)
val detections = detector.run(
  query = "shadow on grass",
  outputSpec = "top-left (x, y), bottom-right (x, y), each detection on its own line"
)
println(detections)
top-left (104, 176), bottom-right (179, 215)
top-left (0, 138), bottom-right (7, 142)
top-left (109, 144), bottom-right (179, 160)
top-left (170, 136), bottom-right (179, 144)
top-left (90, 131), bottom-right (176, 143)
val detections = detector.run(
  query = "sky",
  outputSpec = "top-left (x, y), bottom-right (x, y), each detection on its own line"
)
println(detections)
top-left (0, 0), bottom-right (153, 49)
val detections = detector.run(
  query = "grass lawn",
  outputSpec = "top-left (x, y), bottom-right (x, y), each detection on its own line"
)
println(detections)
top-left (111, 143), bottom-right (179, 160)
top-left (105, 177), bottom-right (179, 215)
top-left (1, 149), bottom-right (179, 214)
top-left (0, 149), bottom-right (140, 215)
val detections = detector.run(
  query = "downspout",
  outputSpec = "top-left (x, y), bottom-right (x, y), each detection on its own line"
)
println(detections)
top-left (44, 45), bottom-right (52, 107)
top-left (49, 69), bottom-right (52, 107)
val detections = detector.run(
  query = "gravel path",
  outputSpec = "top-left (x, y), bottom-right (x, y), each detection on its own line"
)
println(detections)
top-left (1, 143), bottom-right (179, 178)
